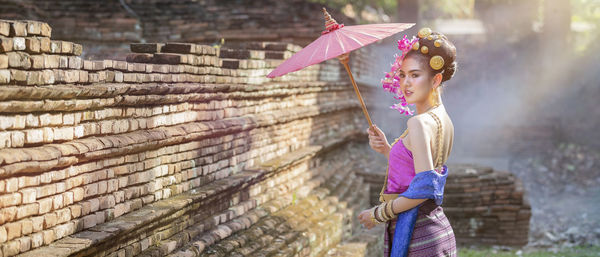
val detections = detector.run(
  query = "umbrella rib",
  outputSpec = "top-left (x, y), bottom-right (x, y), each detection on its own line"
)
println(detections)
top-left (344, 32), bottom-right (365, 47)
top-left (352, 29), bottom-right (383, 40)
top-left (335, 32), bottom-right (345, 53)
top-left (306, 39), bottom-right (322, 67)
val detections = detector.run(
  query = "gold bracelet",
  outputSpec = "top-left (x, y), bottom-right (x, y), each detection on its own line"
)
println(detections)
top-left (377, 204), bottom-right (387, 222)
top-left (380, 202), bottom-right (391, 221)
top-left (371, 207), bottom-right (382, 224)
top-left (386, 199), bottom-right (395, 219)
top-left (375, 205), bottom-right (385, 223)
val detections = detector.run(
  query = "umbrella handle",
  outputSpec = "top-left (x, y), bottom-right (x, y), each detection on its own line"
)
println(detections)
top-left (337, 53), bottom-right (374, 129)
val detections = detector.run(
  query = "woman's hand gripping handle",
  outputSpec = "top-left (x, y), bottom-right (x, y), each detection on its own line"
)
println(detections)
top-left (366, 124), bottom-right (391, 158)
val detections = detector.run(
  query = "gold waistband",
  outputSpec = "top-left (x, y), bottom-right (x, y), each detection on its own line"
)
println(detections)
top-left (379, 193), bottom-right (399, 203)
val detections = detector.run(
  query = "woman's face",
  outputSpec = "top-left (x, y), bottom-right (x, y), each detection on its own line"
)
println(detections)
top-left (398, 56), bottom-right (434, 104)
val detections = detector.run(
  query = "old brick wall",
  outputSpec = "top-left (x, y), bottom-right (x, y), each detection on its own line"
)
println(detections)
top-left (0, 0), bottom-right (355, 60)
top-left (0, 19), bottom-right (384, 257)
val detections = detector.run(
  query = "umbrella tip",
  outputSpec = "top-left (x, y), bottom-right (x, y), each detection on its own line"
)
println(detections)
top-left (322, 7), bottom-right (339, 31)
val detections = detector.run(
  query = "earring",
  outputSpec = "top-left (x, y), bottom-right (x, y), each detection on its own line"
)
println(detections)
top-left (432, 88), bottom-right (439, 105)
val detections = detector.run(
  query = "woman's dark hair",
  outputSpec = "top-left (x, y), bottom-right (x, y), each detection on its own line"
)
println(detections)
top-left (405, 31), bottom-right (457, 83)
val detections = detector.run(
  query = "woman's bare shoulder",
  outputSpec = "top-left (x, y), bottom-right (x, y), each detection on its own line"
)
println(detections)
top-left (407, 113), bottom-right (437, 136)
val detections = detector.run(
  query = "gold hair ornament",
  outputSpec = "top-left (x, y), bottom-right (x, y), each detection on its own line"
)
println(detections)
top-left (417, 27), bottom-right (432, 39)
top-left (430, 55), bottom-right (445, 70)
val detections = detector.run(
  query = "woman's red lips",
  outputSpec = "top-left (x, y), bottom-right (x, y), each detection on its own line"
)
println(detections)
top-left (405, 91), bottom-right (413, 96)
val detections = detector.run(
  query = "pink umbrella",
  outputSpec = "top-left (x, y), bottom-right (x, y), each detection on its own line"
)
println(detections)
top-left (267, 8), bottom-right (415, 128)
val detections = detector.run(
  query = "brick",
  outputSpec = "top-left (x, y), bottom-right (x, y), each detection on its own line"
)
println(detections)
top-left (42, 229), bottom-right (55, 245)
top-left (114, 202), bottom-right (129, 218)
top-left (10, 131), bottom-right (24, 147)
top-left (82, 214), bottom-right (97, 229)
top-left (69, 205), bottom-right (81, 219)
top-left (53, 194), bottom-right (64, 210)
top-left (97, 180), bottom-right (108, 195)
top-left (20, 218), bottom-right (33, 235)
top-left (31, 232), bottom-right (43, 248)
top-left (26, 70), bottom-right (43, 85)
top-left (20, 188), bottom-right (36, 204)
top-left (31, 216), bottom-right (44, 232)
top-left (40, 22), bottom-right (51, 37)
top-left (0, 21), bottom-right (9, 36)
top-left (7, 51), bottom-right (30, 69)
top-left (63, 191), bottom-right (74, 206)
top-left (53, 127), bottom-right (74, 141)
top-left (130, 43), bottom-right (163, 53)
top-left (42, 69), bottom-right (54, 84)
top-left (10, 69), bottom-right (26, 83)
top-left (83, 183), bottom-right (99, 199)
top-left (58, 55), bottom-right (68, 68)
top-left (40, 37), bottom-right (50, 52)
top-left (54, 182), bottom-right (66, 193)
top-left (6, 177), bottom-right (18, 192)
top-left (24, 129), bottom-right (43, 144)
top-left (79, 70), bottom-right (88, 83)
top-left (43, 212), bottom-right (57, 229)
top-left (2, 240), bottom-right (19, 256)
top-left (0, 69), bottom-right (9, 84)
top-left (26, 21), bottom-right (41, 35)
top-left (18, 235), bottom-right (31, 252)
top-left (0, 207), bottom-right (17, 224)
top-left (55, 208), bottom-right (70, 224)
top-left (50, 40), bottom-right (61, 53)
top-left (72, 187), bottom-right (84, 202)
top-left (73, 43), bottom-right (82, 56)
top-left (9, 21), bottom-right (27, 36)
top-left (5, 222), bottom-right (21, 241)
top-left (17, 203), bottom-right (39, 219)
top-left (126, 53), bottom-right (153, 63)
top-left (0, 225), bottom-right (6, 243)
top-left (43, 54), bottom-right (59, 69)
top-left (12, 37), bottom-right (25, 50)
top-left (61, 41), bottom-right (73, 54)
top-left (153, 53), bottom-right (183, 64)
top-left (0, 54), bottom-right (7, 69)
top-left (29, 54), bottom-right (44, 69)
top-left (0, 193), bottom-right (21, 208)
top-left (99, 195), bottom-right (116, 210)
top-left (68, 56), bottom-right (82, 69)
top-left (0, 38), bottom-right (12, 52)
top-left (25, 37), bottom-right (41, 53)
top-left (64, 70), bottom-right (79, 83)
top-left (95, 210), bottom-right (105, 224)
top-left (53, 222), bottom-right (74, 240)
top-left (36, 184), bottom-right (56, 198)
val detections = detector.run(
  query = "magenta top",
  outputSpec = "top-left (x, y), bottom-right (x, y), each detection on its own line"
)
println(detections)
top-left (384, 137), bottom-right (415, 194)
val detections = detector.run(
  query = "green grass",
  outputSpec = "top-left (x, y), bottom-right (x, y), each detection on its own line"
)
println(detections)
top-left (458, 245), bottom-right (600, 257)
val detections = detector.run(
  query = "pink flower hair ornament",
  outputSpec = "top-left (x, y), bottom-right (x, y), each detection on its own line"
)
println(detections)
top-left (381, 35), bottom-right (419, 116)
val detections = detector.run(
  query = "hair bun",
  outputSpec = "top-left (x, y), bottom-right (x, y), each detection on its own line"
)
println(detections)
top-left (442, 61), bottom-right (457, 82)
top-left (408, 29), bottom-right (458, 83)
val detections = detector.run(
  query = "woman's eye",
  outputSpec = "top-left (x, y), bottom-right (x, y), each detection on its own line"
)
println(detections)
top-left (412, 74), bottom-right (418, 78)
top-left (399, 74), bottom-right (405, 78)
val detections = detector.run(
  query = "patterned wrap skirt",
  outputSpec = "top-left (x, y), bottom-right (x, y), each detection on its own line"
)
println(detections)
top-left (384, 199), bottom-right (457, 257)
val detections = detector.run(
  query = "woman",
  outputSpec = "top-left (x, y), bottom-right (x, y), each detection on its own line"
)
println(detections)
top-left (357, 27), bottom-right (458, 257)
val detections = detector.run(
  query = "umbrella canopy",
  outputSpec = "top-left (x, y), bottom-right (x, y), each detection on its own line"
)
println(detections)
top-left (267, 9), bottom-right (414, 78)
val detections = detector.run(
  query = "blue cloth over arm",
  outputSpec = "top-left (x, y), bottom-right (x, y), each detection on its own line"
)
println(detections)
top-left (389, 165), bottom-right (448, 257)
